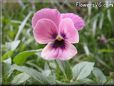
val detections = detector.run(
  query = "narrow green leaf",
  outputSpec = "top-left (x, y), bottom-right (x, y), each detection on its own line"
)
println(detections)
top-left (14, 12), bottom-right (32, 41)
top-left (2, 62), bottom-right (11, 78)
top-left (3, 58), bottom-right (11, 64)
top-left (78, 78), bottom-right (94, 84)
top-left (98, 49), bottom-right (114, 53)
top-left (6, 40), bottom-right (20, 50)
top-left (95, 56), bottom-right (111, 69)
top-left (99, 13), bottom-right (104, 29)
top-left (107, 9), bottom-right (111, 22)
top-left (1, 50), bottom-right (13, 61)
top-left (92, 17), bottom-right (97, 36)
top-left (56, 60), bottom-right (72, 80)
top-left (0, 63), bottom-right (2, 84)
top-left (72, 78), bottom-right (94, 84)
top-left (26, 61), bottom-right (43, 72)
top-left (72, 61), bottom-right (94, 80)
top-left (2, 40), bottom-right (20, 61)
top-left (83, 43), bottom-right (90, 56)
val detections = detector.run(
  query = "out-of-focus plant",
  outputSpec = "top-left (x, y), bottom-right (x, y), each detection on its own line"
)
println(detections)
top-left (1, 0), bottom-right (114, 85)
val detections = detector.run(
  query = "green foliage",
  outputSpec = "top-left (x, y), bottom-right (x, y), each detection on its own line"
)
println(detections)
top-left (1, 0), bottom-right (114, 85)
top-left (92, 67), bottom-right (107, 84)
top-left (72, 61), bottom-right (94, 80)
top-left (56, 60), bottom-right (72, 81)
top-left (11, 72), bottom-right (30, 84)
top-left (13, 49), bottom-right (42, 65)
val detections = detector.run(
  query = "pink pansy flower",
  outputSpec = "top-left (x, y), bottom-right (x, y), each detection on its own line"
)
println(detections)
top-left (32, 8), bottom-right (85, 60)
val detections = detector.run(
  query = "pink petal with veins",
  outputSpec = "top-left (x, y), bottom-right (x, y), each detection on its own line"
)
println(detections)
top-left (32, 8), bottom-right (60, 29)
top-left (41, 41), bottom-right (77, 60)
top-left (59, 18), bottom-right (79, 43)
top-left (61, 13), bottom-right (85, 30)
top-left (33, 19), bottom-right (58, 44)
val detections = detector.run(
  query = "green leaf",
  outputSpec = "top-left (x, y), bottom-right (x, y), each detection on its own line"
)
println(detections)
top-left (2, 62), bottom-right (12, 83)
top-left (92, 67), bottom-right (107, 84)
top-left (1, 50), bottom-right (13, 61)
top-left (106, 79), bottom-right (114, 84)
top-left (98, 49), bottom-right (114, 53)
top-left (46, 74), bottom-right (56, 84)
top-left (6, 40), bottom-right (20, 51)
top-left (3, 58), bottom-right (11, 64)
top-left (72, 78), bottom-right (94, 84)
top-left (83, 43), bottom-right (90, 55)
top-left (13, 49), bottom-right (42, 65)
top-left (26, 61), bottom-right (43, 72)
top-left (10, 64), bottom-right (56, 84)
top-left (11, 72), bottom-right (30, 84)
top-left (2, 40), bottom-right (20, 61)
top-left (42, 70), bottom-right (51, 77)
top-left (49, 61), bottom-right (56, 69)
top-left (78, 78), bottom-right (94, 84)
top-left (14, 12), bottom-right (32, 40)
top-left (99, 13), bottom-right (104, 29)
top-left (107, 9), bottom-right (111, 22)
top-left (56, 80), bottom-right (67, 84)
top-left (56, 60), bottom-right (72, 80)
top-left (0, 63), bottom-right (2, 84)
top-left (11, 64), bottom-right (45, 84)
top-left (72, 61), bottom-right (94, 80)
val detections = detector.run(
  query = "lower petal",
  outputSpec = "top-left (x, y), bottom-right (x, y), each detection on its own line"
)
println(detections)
top-left (58, 41), bottom-right (77, 60)
top-left (41, 42), bottom-right (58, 60)
top-left (41, 41), bottom-right (77, 60)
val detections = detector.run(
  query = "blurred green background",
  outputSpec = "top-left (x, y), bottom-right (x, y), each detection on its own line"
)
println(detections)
top-left (1, 0), bottom-right (114, 85)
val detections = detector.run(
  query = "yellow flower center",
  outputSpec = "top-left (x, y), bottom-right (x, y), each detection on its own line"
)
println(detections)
top-left (56, 35), bottom-right (63, 41)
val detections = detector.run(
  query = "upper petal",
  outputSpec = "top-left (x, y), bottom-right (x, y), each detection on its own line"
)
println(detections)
top-left (41, 41), bottom-right (77, 60)
top-left (32, 8), bottom-right (61, 29)
top-left (33, 19), bottom-right (58, 44)
top-left (61, 13), bottom-right (85, 30)
top-left (59, 18), bottom-right (79, 43)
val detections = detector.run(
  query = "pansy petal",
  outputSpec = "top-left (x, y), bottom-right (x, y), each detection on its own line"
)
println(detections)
top-left (41, 42), bottom-right (58, 60)
top-left (59, 18), bottom-right (79, 43)
top-left (58, 41), bottom-right (77, 60)
top-left (32, 8), bottom-right (60, 28)
top-left (61, 13), bottom-right (85, 30)
top-left (41, 41), bottom-right (77, 60)
top-left (33, 19), bottom-right (58, 44)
